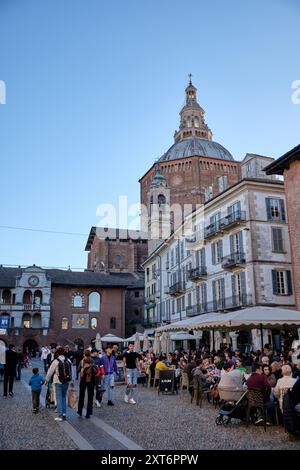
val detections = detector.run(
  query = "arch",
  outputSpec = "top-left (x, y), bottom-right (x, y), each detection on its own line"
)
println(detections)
top-left (110, 317), bottom-right (116, 329)
top-left (23, 339), bottom-right (38, 356)
top-left (32, 313), bottom-right (41, 328)
top-left (114, 254), bottom-right (122, 266)
top-left (2, 289), bottom-right (11, 304)
top-left (91, 317), bottom-right (97, 330)
top-left (33, 290), bottom-right (42, 306)
top-left (22, 313), bottom-right (31, 328)
top-left (88, 292), bottom-right (101, 312)
top-left (74, 338), bottom-right (84, 351)
top-left (73, 293), bottom-right (84, 308)
top-left (157, 194), bottom-right (166, 206)
top-left (61, 317), bottom-right (68, 330)
top-left (23, 290), bottom-right (32, 305)
top-left (0, 339), bottom-right (7, 364)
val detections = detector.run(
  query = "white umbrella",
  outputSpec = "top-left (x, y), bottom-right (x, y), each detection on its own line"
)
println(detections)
top-left (143, 333), bottom-right (149, 352)
top-left (95, 332), bottom-right (102, 351)
top-left (161, 332), bottom-right (168, 354)
top-left (165, 332), bottom-right (171, 355)
top-left (153, 333), bottom-right (160, 355)
top-left (134, 332), bottom-right (141, 352)
top-left (101, 333), bottom-right (124, 343)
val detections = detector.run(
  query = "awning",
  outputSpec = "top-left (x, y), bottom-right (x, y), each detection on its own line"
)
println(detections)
top-left (170, 332), bottom-right (196, 341)
top-left (156, 312), bottom-right (220, 334)
top-left (101, 333), bottom-right (124, 343)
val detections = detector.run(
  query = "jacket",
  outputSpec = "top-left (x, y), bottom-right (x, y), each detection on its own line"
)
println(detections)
top-left (246, 372), bottom-right (271, 402)
top-left (274, 376), bottom-right (298, 410)
top-left (5, 349), bottom-right (18, 371)
top-left (29, 373), bottom-right (45, 392)
top-left (45, 355), bottom-right (72, 384)
top-left (102, 354), bottom-right (118, 375)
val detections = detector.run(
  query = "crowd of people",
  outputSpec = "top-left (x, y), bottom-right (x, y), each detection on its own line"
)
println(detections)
top-left (1, 341), bottom-right (300, 432)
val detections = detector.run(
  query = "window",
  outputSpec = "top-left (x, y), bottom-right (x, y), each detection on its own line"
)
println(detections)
top-left (272, 270), bottom-right (293, 295)
top-left (266, 198), bottom-right (286, 221)
top-left (61, 317), bottom-right (68, 330)
top-left (217, 175), bottom-right (228, 193)
top-left (88, 292), bottom-right (100, 312)
top-left (211, 240), bottom-right (223, 264)
top-left (212, 278), bottom-right (225, 308)
top-left (91, 318), bottom-right (97, 330)
top-left (180, 240), bottom-right (185, 260)
top-left (204, 186), bottom-right (213, 202)
top-left (73, 294), bottom-right (84, 308)
top-left (146, 268), bottom-right (150, 282)
top-left (187, 292), bottom-right (192, 307)
top-left (182, 296), bottom-right (185, 310)
top-left (23, 314), bottom-right (31, 329)
top-left (171, 249), bottom-right (174, 267)
top-left (158, 194), bottom-right (166, 206)
top-left (114, 255), bottom-right (121, 266)
top-left (134, 309), bottom-right (140, 316)
top-left (176, 298), bottom-right (181, 313)
top-left (110, 317), bottom-right (116, 329)
top-left (230, 231), bottom-right (243, 254)
top-left (210, 212), bottom-right (221, 230)
top-left (166, 253), bottom-right (169, 270)
top-left (228, 200), bottom-right (241, 216)
top-left (134, 291), bottom-right (139, 298)
top-left (272, 228), bottom-right (284, 253)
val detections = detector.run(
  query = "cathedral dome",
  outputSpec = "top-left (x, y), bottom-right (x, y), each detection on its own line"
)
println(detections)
top-left (159, 137), bottom-right (234, 162)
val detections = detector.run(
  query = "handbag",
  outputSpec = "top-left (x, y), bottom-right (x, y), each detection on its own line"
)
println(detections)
top-left (67, 382), bottom-right (78, 408)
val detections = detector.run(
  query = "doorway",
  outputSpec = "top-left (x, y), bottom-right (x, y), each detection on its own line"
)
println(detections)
top-left (23, 339), bottom-right (39, 357)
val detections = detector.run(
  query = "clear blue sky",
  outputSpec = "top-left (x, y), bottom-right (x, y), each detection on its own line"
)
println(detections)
top-left (0, 0), bottom-right (299, 269)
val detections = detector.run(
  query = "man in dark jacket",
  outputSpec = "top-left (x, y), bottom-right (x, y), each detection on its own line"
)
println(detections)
top-left (3, 344), bottom-right (18, 397)
top-left (246, 363), bottom-right (271, 425)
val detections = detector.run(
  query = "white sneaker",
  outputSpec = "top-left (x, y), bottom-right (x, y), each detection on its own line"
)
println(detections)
top-left (129, 398), bottom-right (136, 404)
top-left (54, 417), bottom-right (63, 422)
top-left (95, 400), bottom-right (101, 408)
top-left (124, 394), bottom-right (129, 403)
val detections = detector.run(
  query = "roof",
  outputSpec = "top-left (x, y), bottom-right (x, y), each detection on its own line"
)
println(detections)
top-left (0, 266), bottom-right (141, 288)
top-left (85, 227), bottom-right (148, 251)
top-left (264, 144), bottom-right (300, 175)
top-left (159, 137), bottom-right (234, 162)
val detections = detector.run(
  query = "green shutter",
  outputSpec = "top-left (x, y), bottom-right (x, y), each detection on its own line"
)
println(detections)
top-left (266, 198), bottom-right (272, 220)
top-left (280, 199), bottom-right (286, 222)
top-left (272, 270), bottom-right (278, 295)
top-left (211, 244), bottom-right (216, 265)
top-left (286, 271), bottom-right (293, 295)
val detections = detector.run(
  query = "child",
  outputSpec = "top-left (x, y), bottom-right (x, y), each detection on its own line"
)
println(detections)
top-left (29, 367), bottom-right (45, 413)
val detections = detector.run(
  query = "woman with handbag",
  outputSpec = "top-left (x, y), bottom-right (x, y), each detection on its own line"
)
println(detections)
top-left (77, 350), bottom-right (98, 418)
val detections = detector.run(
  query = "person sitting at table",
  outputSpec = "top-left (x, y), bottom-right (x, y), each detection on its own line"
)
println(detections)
top-left (155, 355), bottom-right (169, 371)
top-left (274, 364), bottom-right (298, 412)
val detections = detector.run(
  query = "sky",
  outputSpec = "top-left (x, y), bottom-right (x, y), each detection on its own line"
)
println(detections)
top-left (0, 0), bottom-right (299, 269)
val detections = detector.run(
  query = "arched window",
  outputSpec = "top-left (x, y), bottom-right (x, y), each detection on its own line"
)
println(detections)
top-left (61, 317), bottom-right (68, 330)
top-left (22, 313), bottom-right (31, 329)
top-left (110, 317), bottom-right (116, 329)
top-left (32, 313), bottom-right (41, 328)
top-left (2, 289), bottom-right (11, 304)
top-left (91, 318), bottom-right (97, 330)
top-left (34, 290), bottom-right (42, 306)
top-left (194, 117), bottom-right (199, 128)
top-left (187, 117), bottom-right (191, 128)
top-left (88, 292), bottom-right (100, 312)
top-left (158, 194), bottom-right (166, 206)
top-left (23, 290), bottom-right (32, 305)
top-left (73, 293), bottom-right (84, 308)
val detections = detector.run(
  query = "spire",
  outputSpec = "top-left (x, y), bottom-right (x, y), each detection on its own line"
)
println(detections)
top-left (150, 162), bottom-right (166, 188)
top-left (173, 77), bottom-right (212, 143)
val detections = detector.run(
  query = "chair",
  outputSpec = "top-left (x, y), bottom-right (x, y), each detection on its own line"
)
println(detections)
top-left (191, 375), bottom-right (210, 408)
top-left (180, 372), bottom-right (189, 391)
top-left (246, 389), bottom-right (278, 431)
top-left (154, 368), bottom-right (160, 388)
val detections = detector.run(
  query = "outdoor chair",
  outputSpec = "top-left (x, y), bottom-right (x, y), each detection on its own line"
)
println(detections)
top-left (154, 368), bottom-right (160, 388)
top-left (190, 375), bottom-right (210, 408)
top-left (180, 372), bottom-right (189, 391)
top-left (246, 389), bottom-right (278, 432)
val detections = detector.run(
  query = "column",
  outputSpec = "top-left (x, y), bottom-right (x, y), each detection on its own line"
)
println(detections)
top-left (215, 331), bottom-right (222, 351)
top-left (193, 330), bottom-right (203, 350)
top-left (229, 331), bottom-right (238, 351)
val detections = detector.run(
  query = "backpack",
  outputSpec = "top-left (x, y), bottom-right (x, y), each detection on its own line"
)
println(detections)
top-left (57, 359), bottom-right (72, 384)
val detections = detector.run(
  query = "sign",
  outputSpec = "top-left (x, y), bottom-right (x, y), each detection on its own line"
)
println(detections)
top-left (0, 315), bottom-right (10, 330)
top-left (0, 329), bottom-right (7, 335)
top-left (158, 370), bottom-right (176, 394)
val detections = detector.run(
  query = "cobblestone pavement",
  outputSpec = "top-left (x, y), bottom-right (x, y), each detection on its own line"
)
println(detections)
top-left (1, 359), bottom-right (300, 450)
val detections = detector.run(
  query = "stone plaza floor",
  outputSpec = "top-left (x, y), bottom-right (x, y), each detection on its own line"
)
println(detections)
top-left (1, 358), bottom-right (300, 450)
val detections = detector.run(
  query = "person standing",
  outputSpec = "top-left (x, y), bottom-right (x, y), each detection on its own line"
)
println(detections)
top-left (123, 342), bottom-right (140, 405)
top-left (77, 350), bottom-right (98, 418)
top-left (91, 348), bottom-right (104, 408)
top-left (41, 345), bottom-right (50, 373)
top-left (16, 348), bottom-right (23, 381)
top-left (45, 347), bottom-right (72, 421)
top-left (29, 367), bottom-right (44, 413)
top-left (3, 344), bottom-right (18, 397)
top-left (102, 345), bottom-right (118, 406)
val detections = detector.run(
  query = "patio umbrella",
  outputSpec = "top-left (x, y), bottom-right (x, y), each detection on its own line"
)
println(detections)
top-left (161, 332), bottom-right (168, 354)
top-left (165, 332), bottom-right (172, 355)
top-left (95, 332), bottom-right (102, 351)
top-left (153, 333), bottom-right (160, 355)
top-left (134, 332), bottom-right (141, 352)
top-left (143, 333), bottom-right (149, 352)
top-left (101, 333), bottom-right (124, 343)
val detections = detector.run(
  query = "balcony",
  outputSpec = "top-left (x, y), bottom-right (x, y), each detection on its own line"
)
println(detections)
top-left (23, 304), bottom-right (41, 311)
top-left (204, 211), bottom-right (246, 239)
top-left (188, 266), bottom-right (207, 281)
top-left (168, 281), bottom-right (186, 296)
top-left (185, 294), bottom-right (252, 316)
top-left (222, 251), bottom-right (246, 269)
top-left (142, 316), bottom-right (160, 326)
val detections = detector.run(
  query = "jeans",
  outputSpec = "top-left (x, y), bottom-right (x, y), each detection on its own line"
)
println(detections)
top-left (43, 359), bottom-right (48, 374)
top-left (78, 379), bottom-right (94, 416)
top-left (103, 374), bottom-right (115, 402)
top-left (32, 390), bottom-right (41, 410)
top-left (16, 363), bottom-right (22, 381)
top-left (125, 368), bottom-right (138, 401)
top-left (3, 369), bottom-right (15, 396)
top-left (55, 383), bottom-right (69, 417)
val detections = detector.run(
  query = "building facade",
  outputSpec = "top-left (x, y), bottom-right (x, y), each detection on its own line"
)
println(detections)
top-left (143, 157), bottom-right (295, 351)
top-left (265, 144), bottom-right (300, 311)
top-left (0, 265), bottom-right (138, 352)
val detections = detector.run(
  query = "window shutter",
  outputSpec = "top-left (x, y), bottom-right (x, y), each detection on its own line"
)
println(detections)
top-left (272, 270), bottom-right (278, 295)
top-left (218, 240), bottom-right (223, 260)
top-left (221, 278), bottom-right (225, 307)
top-left (196, 249), bottom-right (200, 267)
top-left (286, 270), bottom-right (293, 295)
top-left (230, 235), bottom-right (234, 254)
top-left (212, 280), bottom-right (217, 309)
top-left (231, 274), bottom-right (236, 298)
top-left (240, 271), bottom-right (247, 302)
top-left (236, 200), bottom-right (241, 215)
top-left (280, 199), bottom-right (286, 222)
top-left (202, 283), bottom-right (207, 310)
top-left (238, 231), bottom-right (244, 253)
top-left (211, 244), bottom-right (216, 265)
top-left (266, 198), bottom-right (272, 220)
top-left (201, 247), bottom-right (206, 267)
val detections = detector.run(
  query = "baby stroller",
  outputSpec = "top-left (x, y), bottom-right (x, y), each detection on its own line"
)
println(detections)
top-left (215, 390), bottom-right (248, 426)
top-left (45, 382), bottom-right (55, 409)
